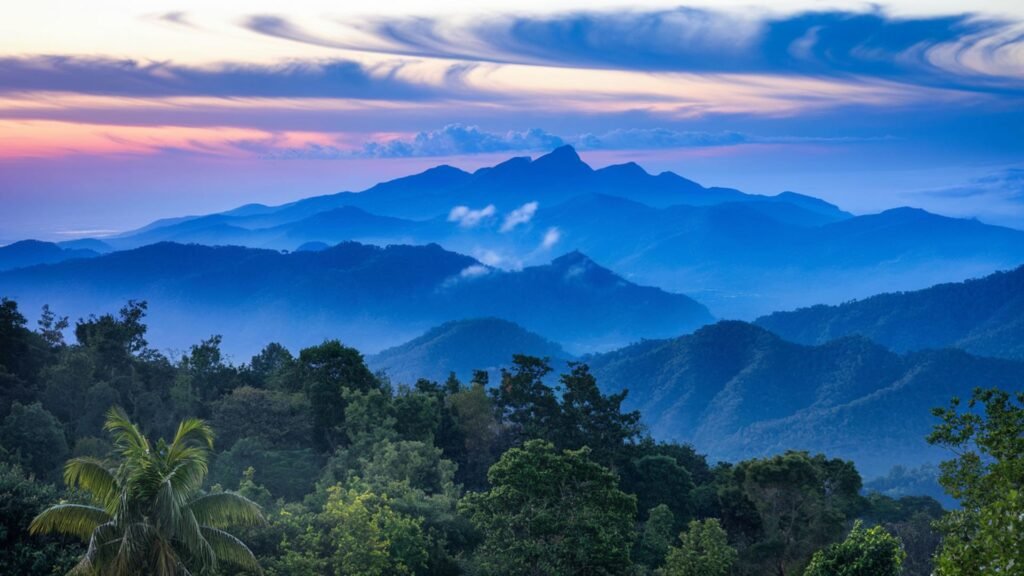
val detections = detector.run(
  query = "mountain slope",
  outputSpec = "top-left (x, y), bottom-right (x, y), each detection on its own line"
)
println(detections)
top-left (0, 240), bottom-right (99, 272)
top-left (584, 321), bottom-right (1024, 476)
top-left (0, 242), bottom-right (712, 356)
top-left (755, 265), bottom-right (1024, 360)
top-left (368, 317), bottom-right (572, 384)
top-left (79, 147), bottom-right (1024, 319)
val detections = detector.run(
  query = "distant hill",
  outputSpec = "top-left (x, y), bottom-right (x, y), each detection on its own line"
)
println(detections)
top-left (368, 317), bottom-right (572, 384)
top-left (584, 321), bottom-right (1024, 477)
top-left (0, 240), bottom-right (99, 272)
top-left (355, 318), bottom-right (1023, 478)
top-left (756, 265), bottom-right (1024, 360)
top-left (0, 242), bottom-right (712, 357)
top-left (66, 146), bottom-right (1024, 319)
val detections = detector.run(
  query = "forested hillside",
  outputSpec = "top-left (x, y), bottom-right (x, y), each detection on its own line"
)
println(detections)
top-left (756, 265), bottom-right (1024, 360)
top-left (4, 297), bottom-right (1016, 575)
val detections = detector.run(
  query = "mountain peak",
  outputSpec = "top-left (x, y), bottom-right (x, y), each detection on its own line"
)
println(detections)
top-left (532, 145), bottom-right (592, 174)
top-left (597, 161), bottom-right (648, 178)
top-left (551, 249), bottom-right (594, 267)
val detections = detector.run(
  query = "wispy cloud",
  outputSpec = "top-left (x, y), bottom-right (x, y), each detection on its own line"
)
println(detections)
top-left (249, 125), bottom-right (886, 161)
top-left (448, 204), bottom-right (496, 228)
top-left (243, 8), bottom-right (1024, 95)
top-left (359, 124), bottom-right (564, 158)
top-left (501, 201), bottom-right (538, 232)
top-left (540, 227), bottom-right (561, 250)
top-left (0, 56), bottom-right (441, 100)
top-left (915, 168), bottom-right (1024, 228)
top-left (577, 129), bottom-right (749, 150)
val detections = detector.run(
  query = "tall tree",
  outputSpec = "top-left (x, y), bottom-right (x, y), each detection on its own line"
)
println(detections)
top-left (460, 440), bottom-right (637, 576)
top-left (729, 451), bottom-right (862, 576)
top-left (491, 355), bottom-right (560, 446)
top-left (298, 340), bottom-right (379, 451)
top-left (803, 521), bottom-right (905, 576)
top-left (928, 387), bottom-right (1024, 574)
top-left (557, 362), bottom-right (642, 467)
top-left (30, 407), bottom-right (265, 576)
top-left (661, 518), bottom-right (737, 576)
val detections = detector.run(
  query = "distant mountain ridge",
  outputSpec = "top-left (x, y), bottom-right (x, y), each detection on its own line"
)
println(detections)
top-left (585, 317), bottom-right (1024, 475)
top-left (756, 264), bottom-right (1024, 360)
top-left (368, 316), bottom-right (1024, 478)
top-left (0, 240), bottom-right (100, 272)
top-left (0, 241), bottom-right (712, 356)
top-left (35, 145), bottom-right (1017, 319)
top-left (368, 317), bottom-right (573, 384)
top-left (585, 321), bottom-right (1024, 477)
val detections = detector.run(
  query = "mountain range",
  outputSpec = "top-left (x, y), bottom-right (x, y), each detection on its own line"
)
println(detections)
top-left (0, 240), bottom-right (101, 272)
top-left (0, 241), bottom-right (712, 356)
top-left (368, 317), bottom-right (573, 384)
top-left (757, 264), bottom-right (1024, 360)
top-left (21, 146), bottom-right (1020, 319)
top-left (369, 316), bottom-right (1024, 478)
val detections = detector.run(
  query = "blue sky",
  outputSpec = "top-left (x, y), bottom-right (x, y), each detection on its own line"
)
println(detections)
top-left (1, 1), bottom-right (1023, 242)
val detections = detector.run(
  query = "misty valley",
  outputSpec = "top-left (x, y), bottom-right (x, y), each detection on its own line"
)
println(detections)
top-left (2, 148), bottom-right (1023, 575)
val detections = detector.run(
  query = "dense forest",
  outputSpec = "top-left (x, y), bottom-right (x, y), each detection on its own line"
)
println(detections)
top-left (1, 298), bottom-right (1020, 575)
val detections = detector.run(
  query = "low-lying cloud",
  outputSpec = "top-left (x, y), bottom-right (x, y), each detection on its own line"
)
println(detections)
top-left (448, 204), bottom-right (497, 228)
top-left (501, 202), bottom-right (538, 232)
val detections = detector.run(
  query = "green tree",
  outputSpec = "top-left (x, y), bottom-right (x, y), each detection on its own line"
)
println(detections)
top-left (557, 362), bottom-right (642, 466)
top-left (661, 518), bottom-right (736, 576)
top-left (298, 341), bottom-right (379, 450)
top-left (0, 462), bottom-right (81, 575)
top-left (928, 387), bottom-right (1024, 574)
top-left (275, 485), bottom-right (428, 576)
top-left (625, 455), bottom-right (695, 530)
top-left (0, 401), bottom-right (68, 481)
top-left (460, 439), bottom-right (637, 575)
top-left (446, 379), bottom-right (497, 490)
top-left (30, 407), bottom-right (265, 576)
top-left (492, 355), bottom-right (560, 446)
top-left (730, 451), bottom-right (862, 576)
top-left (636, 504), bottom-right (675, 569)
top-left (803, 521), bottom-right (905, 576)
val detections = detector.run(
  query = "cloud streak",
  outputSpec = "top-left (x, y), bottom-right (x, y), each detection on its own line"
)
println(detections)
top-left (360, 124), bottom-right (563, 158)
top-left (0, 56), bottom-right (441, 100)
top-left (244, 8), bottom-right (1024, 95)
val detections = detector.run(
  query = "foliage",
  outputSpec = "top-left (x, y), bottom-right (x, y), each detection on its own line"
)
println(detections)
top-left (1, 401), bottom-right (68, 481)
top-left (803, 521), bottom-right (904, 576)
top-left (660, 518), bottom-right (736, 576)
top-left (0, 297), bottom-right (1000, 576)
top-left (460, 439), bottom-right (637, 576)
top-left (0, 462), bottom-right (81, 575)
top-left (928, 387), bottom-right (1024, 574)
top-left (29, 407), bottom-right (265, 576)
top-left (635, 504), bottom-right (674, 570)
top-left (269, 485), bottom-right (428, 576)
top-left (726, 451), bottom-right (863, 575)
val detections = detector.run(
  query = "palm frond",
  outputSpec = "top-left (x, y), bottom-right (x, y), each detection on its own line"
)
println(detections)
top-left (64, 457), bottom-right (120, 511)
top-left (169, 417), bottom-right (215, 456)
top-left (103, 406), bottom-right (150, 462)
top-left (201, 526), bottom-right (263, 574)
top-left (29, 504), bottom-right (111, 541)
top-left (71, 521), bottom-right (122, 576)
top-left (177, 509), bottom-right (216, 573)
top-left (188, 492), bottom-right (266, 529)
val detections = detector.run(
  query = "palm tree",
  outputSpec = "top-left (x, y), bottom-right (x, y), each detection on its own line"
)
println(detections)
top-left (30, 407), bottom-right (266, 575)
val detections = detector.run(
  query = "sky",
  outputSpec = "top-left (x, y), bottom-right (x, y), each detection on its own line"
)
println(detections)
top-left (2, 0), bottom-right (1024, 243)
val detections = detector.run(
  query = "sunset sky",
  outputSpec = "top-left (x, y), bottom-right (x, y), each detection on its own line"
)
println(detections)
top-left (2, 0), bottom-right (1024, 243)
